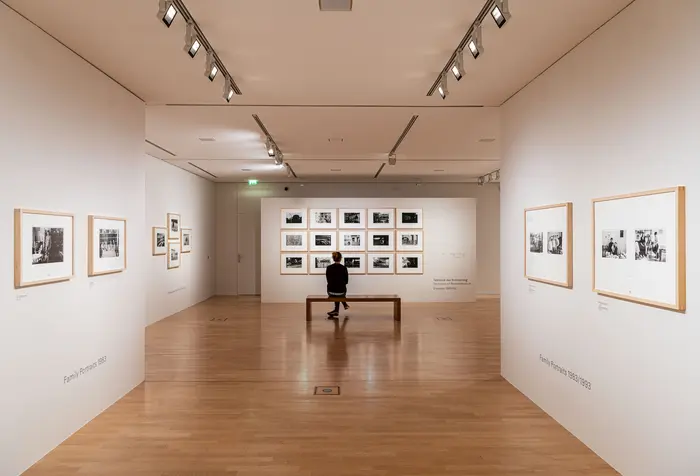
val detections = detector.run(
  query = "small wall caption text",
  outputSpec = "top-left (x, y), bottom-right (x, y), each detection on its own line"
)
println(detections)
top-left (539, 354), bottom-right (591, 390)
top-left (433, 278), bottom-right (471, 291)
top-left (64, 356), bottom-right (107, 384)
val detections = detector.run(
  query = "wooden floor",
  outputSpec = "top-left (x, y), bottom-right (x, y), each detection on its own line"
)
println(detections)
top-left (25, 297), bottom-right (617, 475)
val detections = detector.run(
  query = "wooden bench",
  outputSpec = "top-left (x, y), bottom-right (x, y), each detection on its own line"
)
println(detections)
top-left (306, 294), bottom-right (401, 322)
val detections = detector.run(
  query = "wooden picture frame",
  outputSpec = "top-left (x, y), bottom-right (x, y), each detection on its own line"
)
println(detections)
top-left (167, 213), bottom-right (181, 241)
top-left (181, 228), bottom-right (192, 253)
top-left (396, 229), bottom-right (423, 252)
top-left (14, 209), bottom-right (75, 288)
top-left (167, 241), bottom-right (181, 269)
top-left (152, 226), bottom-right (167, 256)
top-left (524, 202), bottom-right (573, 288)
top-left (397, 208), bottom-right (423, 229)
top-left (343, 253), bottom-right (367, 275)
top-left (281, 253), bottom-right (308, 274)
top-left (88, 215), bottom-right (127, 277)
top-left (309, 208), bottom-right (338, 230)
top-left (309, 253), bottom-right (334, 275)
top-left (338, 209), bottom-right (366, 229)
top-left (592, 186), bottom-right (686, 311)
top-left (396, 253), bottom-right (424, 275)
top-left (367, 208), bottom-right (395, 229)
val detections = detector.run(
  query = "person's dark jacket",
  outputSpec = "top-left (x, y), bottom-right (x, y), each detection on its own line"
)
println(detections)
top-left (326, 262), bottom-right (348, 295)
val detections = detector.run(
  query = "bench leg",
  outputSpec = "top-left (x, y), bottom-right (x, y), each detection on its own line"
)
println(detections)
top-left (306, 300), bottom-right (312, 322)
top-left (393, 300), bottom-right (401, 322)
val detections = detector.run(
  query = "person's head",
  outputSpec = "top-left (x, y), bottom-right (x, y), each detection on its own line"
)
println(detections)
top-left (332, 251), bottom-right (342, 263)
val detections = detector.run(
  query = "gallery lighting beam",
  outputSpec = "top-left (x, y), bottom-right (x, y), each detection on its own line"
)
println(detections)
top-left (266, 138), bottom-right (276, 157)
top-left (157, 0), bottom-right (178, 27)
top-left (387, 114), bottom-right (419, 166)
top-left (451, 49), bottom-right (465, 81)
top-left (467, 23), bottom-right (484, 59)
top-left (275, 151), bottom-right (284, 166)
top-left (438, 72), bottom-right (449, 99)
top-left (252, 114), bottom-right (284, 165)
top-left (205, 51), bottom-right (219, 81)
top-left (223, 77), bottom-right (234, 102)
top-left (183, 21), bottom-right (201, 57)
top-left (491, 0), bottom-right (511, 28)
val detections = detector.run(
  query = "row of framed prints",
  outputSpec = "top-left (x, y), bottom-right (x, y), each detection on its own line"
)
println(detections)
top-left (524, 186), bottom-right (686, 312)
top-left (282, 230), bottom-right (423, 252)
top-left (14, 209), bottom-right (126, 288)
top-left (151, 213), bottom-right (192, 270)
top-left (281, 208), bottom-right (423, 230)
top-left (282, 253), bottom-right (424, 275)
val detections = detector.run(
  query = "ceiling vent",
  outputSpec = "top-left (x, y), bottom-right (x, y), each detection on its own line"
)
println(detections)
top-left (319, 0), bottom-right (352, 11)
top-left (478, 138), bottom-right (496, 143)
top-left (199, 137), bottom-right (216, 142)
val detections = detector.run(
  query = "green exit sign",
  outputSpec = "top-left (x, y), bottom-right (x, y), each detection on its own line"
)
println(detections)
top-left (248, 179), bottom-right (258, 186)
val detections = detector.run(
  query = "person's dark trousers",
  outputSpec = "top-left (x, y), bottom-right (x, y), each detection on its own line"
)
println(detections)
top-left (328, 292), bottom-right (347, 312)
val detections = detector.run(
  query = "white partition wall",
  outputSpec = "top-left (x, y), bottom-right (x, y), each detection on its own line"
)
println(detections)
top-left (261, 198), bottom-right (476, 303)
top-left (500, 0), bottom-right (700, 474)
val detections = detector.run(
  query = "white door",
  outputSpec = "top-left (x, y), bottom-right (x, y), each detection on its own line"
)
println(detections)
top-left (237, 212), bottom-right (261, 295)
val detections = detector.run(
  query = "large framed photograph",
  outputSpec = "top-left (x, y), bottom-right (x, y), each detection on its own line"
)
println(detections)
top-left (181, 228), bottom-right (192, 253)
top-left (339, 209), bottom-right (366, 229)
top-left (152, 226), bottom-right (167, 256)
top-left (396, 230), bottom-right (423, 252)
top-left (367, 208), bottom-right (395, 229)
top-left (397, 209), bottom-right (423, 229)
top-left (281, 231), bottom-right (307, 252)
top-left (281, 253), bottom-right (308, 275)
top-left (593, 187), bottom-right (686, 311)
top-left (343, 253), bottom-right (366, 275)
top-left (309, 231), bottom-right (337, 252)
top-left (167, 213), bottom-right (180, 241)
top-left (309, 208), bottom-right (337, 229)
top-left (367, 253), bottom-right (395, 275)
top-left (14, 209), bottom-right (74, 288)
top-left (281, 209), bottom-right (307, 230)
top-left (339, 230), bottom-right (366, 252)
top-left (367, 231), bottom-right (394, 251)
top-left (88, 216), bottom-right (126, 277)
top-left (396, 253), bottom-right (423, 275)
top-left (167, 241), bottom-right (181, 269)
top-left (524, 203), bottom-right (573, 288)
top-left (309, 253), bottom-right (334, 275)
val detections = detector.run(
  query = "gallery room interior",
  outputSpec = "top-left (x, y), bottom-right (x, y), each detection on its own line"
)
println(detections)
top-left (1, 0), bottom-right (698, 474)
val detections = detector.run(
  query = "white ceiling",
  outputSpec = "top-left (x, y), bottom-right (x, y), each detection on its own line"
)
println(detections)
top-left (6, 0), bottom-right (631, 182)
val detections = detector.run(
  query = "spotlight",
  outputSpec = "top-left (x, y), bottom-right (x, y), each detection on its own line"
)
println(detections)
top-left (451, 49), bottom-right (465, 81)
top-left (266, 138), bottom-right (275, 157)
top-left (205, 51), bottom-right (218, 81)
top-left (275, 151), bottom-right (284, 166)
top-left (223, 77), bottom-right (234, 102)
top-left (183, 22), bottom-right (201, 58)
top-left (157, 0), bottom-right (178, 27)
top-left (491, 0), bottom-right (510, 28)
top-left (467, 23), bottom-right (483, 59)
top-left (388, 153), bottom-right (397, 165)
top-left (437, 72), bottom-right (449, 100)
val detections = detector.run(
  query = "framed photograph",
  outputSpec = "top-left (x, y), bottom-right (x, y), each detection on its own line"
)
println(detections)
top-left (397, 209), bottom-right (423, 229)
top-left (167, 241), bottom-right (181, 269)
top-left (396, 253), bottom-right (423, 275)
top-left (309, 208), bottom-right (337, 229)
top-left (281, 231), bottom-right (307, 252)
top-left (339, 209), bottom-right (366, 229)
top-left (152, 226), bottom-right (167, 256)
top-left (88, 215), bottom-right (126, 277)
top-left (338, 230), bottom-right (366, 252)
top-left (309, 231), bottom-right (337, 252)
top-left (593, 187), bottom-right (685, 311)
top-left (367, 231), bottom-right (394, 251)
top-left (14, 209), bottom-right (74, 288)
top-left (367, 253), bottom-right (395, 275)
top-left (181, 228), bottom-right (192, 253)
top-left (524, 203), bottom-right (573, 288)
top-left (343, 253), bottom-right (366, 275)
top-left (167, 213), bottom-right (181, 241)
top-left (396, 230), bottom-right (423, 252)
top-left (367, 208), bottom-right (395, 229)
top-left (281, 209), bottom-right (307, 230)
top-left (281, 253), bottom-right (308, 275)
top-left (309, 253), bottom-right (334, 275)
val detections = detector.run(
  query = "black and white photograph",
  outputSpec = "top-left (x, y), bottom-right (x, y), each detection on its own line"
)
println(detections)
top-left (184, 234), bottom-right (190, 246)
top-left (373, 212), bottom-right (390, 224)
top-left (315, 234), bottom-right (332, 246)
top-left (170, 247), bottom-right (179, 262)
top-left (367, 253), bottom-right (394, 274)
top-left (280, 209), bottom-right (307, 229)
top-left (344, 234), bottom-right (361, 246)
top-left (287, 256), bottom-right (303, 268)
top-left (344, 212), bottom-right (360, 224)
top-left (634, 228), bottom-right (666, 262)
top-left (181, 228), bottom-right (192, 253)
top-left (368, 231), bottom-right (394, 251)
top-left (315, 256), bottom-right (332, 268)
top-left (32, 227), bottom-right (64, 265)
top-left (287, 235), bottom-right (303, 247)
top-left (396, 253), bottom-right (423, 274)
top-left (373, 256), bottom-right (390, 268)
top-left (99, 228), bottom-right (120, 258)
top-left (373, 235), bottom-right (390, 246)
top-left (309, 208), bottom-right (337, 229)
top-left (547, 231), bottom-right (563, 255)
top-left (280, 253), bottom-right (308, 274)
top-left (167, 213), bottom-right (181, 241)
top-left (401, 256), bottom-right (419, 268)
top-left (315, 212), bottom-right (332, 224)
top-left (367, 208), bottom-right (395, 229)
top-left (286, 212), bottom-right (303, 224)
top-left (397, 208), bottom-right (422, 228)
top-left (152, 226), bottom-right (167, 256)
top-left (602, 229), bottom-right (627, 259)
top-left (345, 257), bottom-right (361, 268)
top-left (339, 230), bottom-right (365, 251)
top-left (310, 231), bottom-right (336, 251)
top-left (281, 231), bottom-right (307, 251)
top-left (529, 232), bottom-right (543, 253)
top-left (308, 254), bottom-right (333, 274)
top-left (167, 241), bottom-right (181, 269)
top-left (343, 253), bottom-right (366, 274)
top-left (397, 230), bottom-right (423, 251)
top-left (339, 209), bottom-right (366, 229)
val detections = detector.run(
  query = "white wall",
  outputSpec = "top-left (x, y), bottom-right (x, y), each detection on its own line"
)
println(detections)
top-left (216, 182), bottom-right (500, 297)
top-left (500, 0), bottom-right (700, 474)
top-left (145, 157), bottom-right (217, 325)
top-left (0, 5), bottom-right (146, 475)
top-left (261, 197), bottom-right (476, 303)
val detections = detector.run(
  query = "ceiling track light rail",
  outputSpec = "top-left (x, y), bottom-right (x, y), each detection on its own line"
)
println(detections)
top-left (427, 0), bottom-right (510, 97)
top-left (388, 115), bottom-right (419, 165)
top-left (252, 114), bottom-right (285, 166)
top-left (160, 0), bottom-right (242, 96)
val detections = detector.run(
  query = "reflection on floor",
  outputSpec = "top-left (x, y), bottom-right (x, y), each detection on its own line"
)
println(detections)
top-left (25, 297), bottom-right (617, 475)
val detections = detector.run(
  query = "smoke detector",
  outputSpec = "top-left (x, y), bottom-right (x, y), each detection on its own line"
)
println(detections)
top-left (198, 137), bottom-right (216, 142)
top-left (319, 0), bottom-right (352, 11)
